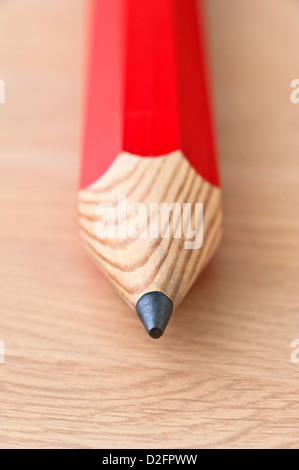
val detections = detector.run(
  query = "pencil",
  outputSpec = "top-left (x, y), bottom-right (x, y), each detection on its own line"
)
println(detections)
top-left (79, 0), bottom-right (223, 338)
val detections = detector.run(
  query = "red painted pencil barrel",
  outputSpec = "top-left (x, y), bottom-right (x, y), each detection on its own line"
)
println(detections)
top-left (81, 0), bottom-right (219, 190)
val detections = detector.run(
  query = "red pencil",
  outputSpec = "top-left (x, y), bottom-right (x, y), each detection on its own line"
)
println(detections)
top-left (79, 0), bottom-right (223, 338)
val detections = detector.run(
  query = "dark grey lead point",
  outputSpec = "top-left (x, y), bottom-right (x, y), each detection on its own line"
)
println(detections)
top-left (136, 291), bottom-right (173, 339)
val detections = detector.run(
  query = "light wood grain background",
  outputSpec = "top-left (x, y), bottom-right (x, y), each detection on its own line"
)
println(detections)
top-left (0, 0), bottom-right (299, 449)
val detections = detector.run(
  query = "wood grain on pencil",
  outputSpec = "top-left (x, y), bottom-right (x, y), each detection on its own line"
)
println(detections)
top-left (78, 151), bottom-right (222, 309)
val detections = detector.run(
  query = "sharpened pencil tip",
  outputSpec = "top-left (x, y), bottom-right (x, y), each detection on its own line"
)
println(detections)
top-left (149, 328), bottom-right (163, 339)
top-left (136, 291), bottom-right (173, 339)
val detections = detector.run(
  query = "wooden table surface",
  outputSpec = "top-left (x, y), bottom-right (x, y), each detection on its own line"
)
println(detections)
top-left (0, 0), bottom-right (299, 449)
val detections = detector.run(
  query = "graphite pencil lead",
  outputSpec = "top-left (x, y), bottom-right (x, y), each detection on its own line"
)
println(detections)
top-left (136, 291), bottom-right (173, 339)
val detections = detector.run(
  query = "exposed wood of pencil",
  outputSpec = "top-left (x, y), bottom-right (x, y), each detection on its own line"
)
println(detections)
top-left (78, 151), bottom-right (223, 309)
